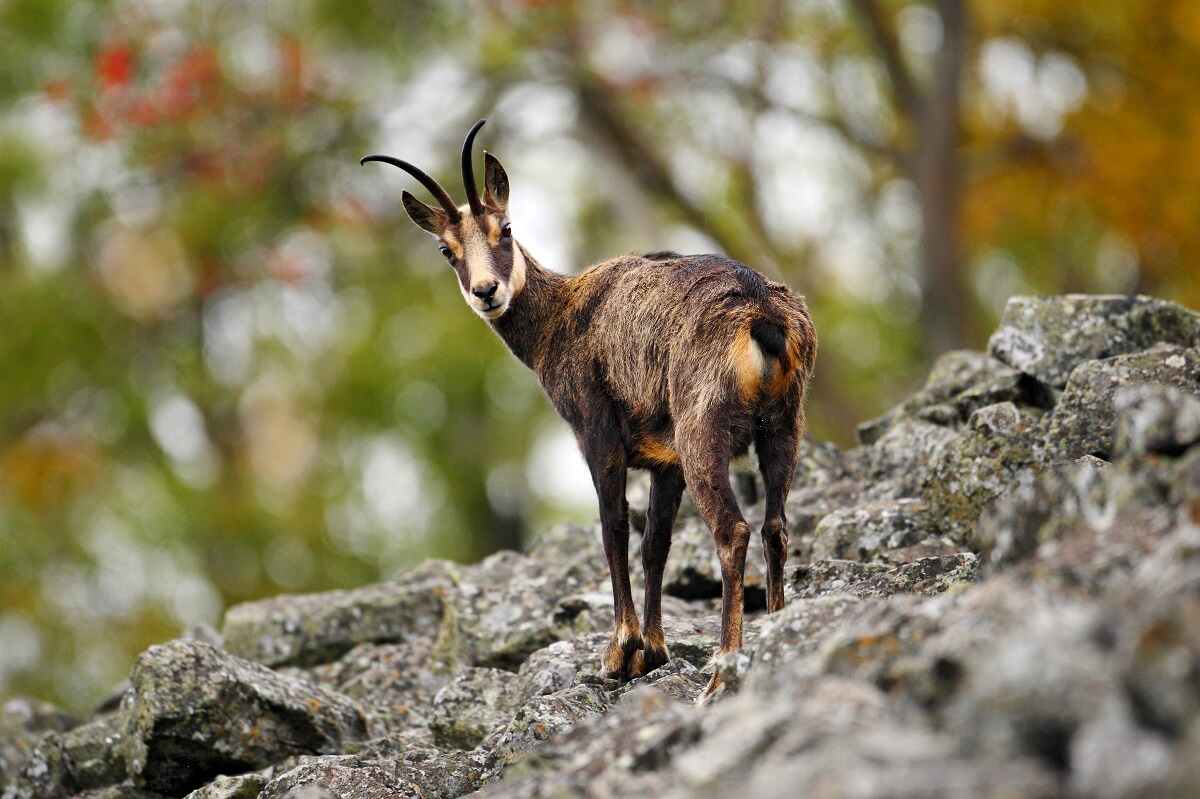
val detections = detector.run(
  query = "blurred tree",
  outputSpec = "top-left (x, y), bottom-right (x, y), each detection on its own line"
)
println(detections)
top-left (0, 0), bottom-right (1196, 710)
top-left (967, 0), bottom-right (1200, 308)
top-left (0, 1), bottom-right (556, 708)
top-left (470, 0), bottom-right (1196, 363)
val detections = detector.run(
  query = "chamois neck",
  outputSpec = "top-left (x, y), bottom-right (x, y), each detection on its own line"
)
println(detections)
top-left (491, 244), bottom-right (568, 370)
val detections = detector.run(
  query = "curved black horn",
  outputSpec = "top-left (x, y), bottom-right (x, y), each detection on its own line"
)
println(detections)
top-left (359, 155), bottom-right (461, 222)
top-left (461, 118), bottom-right (486, 216)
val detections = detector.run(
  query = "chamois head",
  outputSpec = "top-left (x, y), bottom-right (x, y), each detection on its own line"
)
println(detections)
top-left (361, 119), bottom-right (524, 321)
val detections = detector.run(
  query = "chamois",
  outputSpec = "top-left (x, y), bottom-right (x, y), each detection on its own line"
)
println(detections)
top-left (362, 120), bottom-right (817, 698)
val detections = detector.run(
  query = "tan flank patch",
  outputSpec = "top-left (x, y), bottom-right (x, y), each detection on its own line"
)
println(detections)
top-left (730, 325), bottom-right (767, 403)
top-left (636, 436), bottom-right (681, 466)
top-left (765, 348), bottom-right (793, 398)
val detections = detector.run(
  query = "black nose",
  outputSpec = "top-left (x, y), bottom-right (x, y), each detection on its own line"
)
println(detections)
top-left (472, 281), bottom-right (499, 301)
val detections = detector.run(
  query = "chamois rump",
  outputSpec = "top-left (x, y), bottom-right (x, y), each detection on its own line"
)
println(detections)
top-left (362, 120), bottom-right (817, 699)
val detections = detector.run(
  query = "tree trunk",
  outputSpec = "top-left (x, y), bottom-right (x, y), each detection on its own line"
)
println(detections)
top-left (914, 0), bottom-right (969, 356)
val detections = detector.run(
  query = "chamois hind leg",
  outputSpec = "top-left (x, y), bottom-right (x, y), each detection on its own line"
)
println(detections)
top-left (754, 394), bottom-right (802, 614)
top-left (677, 411), bottom-right (751, 700)
top-left (641, 465), bottom-right (685, 674)
top-left (578, 422), bottom-right (642, 682)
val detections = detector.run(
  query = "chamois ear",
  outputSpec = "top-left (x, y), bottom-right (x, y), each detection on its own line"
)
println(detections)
top-left (402, 190), bottom-right (447, 235)
top-left (483, 151), bottom-right (509, 212)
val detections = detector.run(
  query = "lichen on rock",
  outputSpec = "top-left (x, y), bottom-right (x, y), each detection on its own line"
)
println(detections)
top-left (1047, 344), bottom-right (1200, 461)
top-left (922, 401), bottom-right (1046, 540)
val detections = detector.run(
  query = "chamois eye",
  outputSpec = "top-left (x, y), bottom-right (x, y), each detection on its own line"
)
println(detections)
top-left (500, 222), bottom-right (512, 240)
top-left (438, 244), bottom-right (453, 261)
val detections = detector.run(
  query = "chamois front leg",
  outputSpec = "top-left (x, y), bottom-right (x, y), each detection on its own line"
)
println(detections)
top-left (579, 425), bottom-right (643, 682)
top-left (678, 417), bottom-right (750, 701)
top-left (641, 466), bottom-right (685, 674)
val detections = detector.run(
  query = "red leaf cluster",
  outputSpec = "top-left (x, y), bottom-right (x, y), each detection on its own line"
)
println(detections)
top-left (96, 45), bottom-right (135, 90)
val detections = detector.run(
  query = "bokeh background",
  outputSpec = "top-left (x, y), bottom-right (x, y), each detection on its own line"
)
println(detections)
top-left (0, 0), bottom-right (1197, 710)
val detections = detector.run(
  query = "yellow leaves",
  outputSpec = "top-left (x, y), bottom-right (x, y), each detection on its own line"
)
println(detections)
top-left (94, 226), bottom-right (194, 323)
top-left (1170, 1), bottom-right (1200, 50)
top-left (962, 0), bottom-right (1200, 305)
top-left (0, 425), bottom-right (102, 510)
top-left (239, 376), bottom-right (318, 492)
top-left (964, 160), bottom-right (1052, 244)
top-left (1078, 107), bottom-right (1165, 191)
top-left (972, 0), bottom-right (1056, 31)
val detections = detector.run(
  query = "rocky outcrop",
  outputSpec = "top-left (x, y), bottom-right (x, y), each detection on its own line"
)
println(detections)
top-left (220, 562), bottom-right (457, 668)
top-left (987, 294), bottom-right (1200, 388)
top-left (3, 293), bottom-right (1200, 799)
top-left (122, 640), bottom-right (369, 795)
top-left (1047, 344), bottom-right (1200, 461)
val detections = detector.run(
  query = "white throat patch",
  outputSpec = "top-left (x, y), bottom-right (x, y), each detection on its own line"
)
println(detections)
top-left (509, 243), bottom-right (527, 298)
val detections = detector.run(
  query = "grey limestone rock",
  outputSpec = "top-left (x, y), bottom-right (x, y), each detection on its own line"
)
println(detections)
top-left (221, 560), bottom-right (457, 668)
top-left (429, 668), bottom-right (524, 750)
top-left (182, 771), bottom-right (270, 799)
top-left (120, 640), bottom-right (367, 795)
top-left (809, 498), bottom-right (934, 561)
top-left (482, 682), bottom-right (611, 777)
top-left (923, 402), bottom-right (1045, 540)
top-left (257, 758), bottom-right (419, 799)
top-left (858, 349), bottom-right (1052, 445)
top-left (988, 294), bottom-right (1200, 388)
top-left (61, 713), bottom-right (127, 790)
top-left (1113, 382), bottom-right (1200, 457)
top-left (1047, 344), bottom-right (1200, 461)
